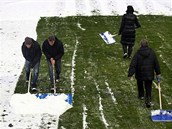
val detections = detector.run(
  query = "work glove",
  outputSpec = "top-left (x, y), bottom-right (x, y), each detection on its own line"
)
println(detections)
top-left (156, 75), bottom-right (161, 83)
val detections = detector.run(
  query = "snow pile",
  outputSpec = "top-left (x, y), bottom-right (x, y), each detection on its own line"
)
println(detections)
top-left (10, 93), bottom-right (72, 115)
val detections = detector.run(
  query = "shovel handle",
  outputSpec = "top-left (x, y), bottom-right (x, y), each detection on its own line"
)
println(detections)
top-left (52, 64), bottom-right (56, 94)
top-left (158, 82), bottom-right (162, 109)
top-left (27, 69), bottom-right (33, 93)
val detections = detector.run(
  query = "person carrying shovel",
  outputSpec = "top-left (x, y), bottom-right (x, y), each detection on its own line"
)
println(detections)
top-left (118, 5), bottom-right (141, 59)
top-left (42, 35), bottom-right (64, 92)
top-left (128, 39), bottom-right (161, 108)
top-left (21, 37), bottom-right (42, 92)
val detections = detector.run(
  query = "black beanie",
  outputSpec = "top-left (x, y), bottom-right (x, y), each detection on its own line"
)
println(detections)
top-left (126, 5), bottom-right (134, 13)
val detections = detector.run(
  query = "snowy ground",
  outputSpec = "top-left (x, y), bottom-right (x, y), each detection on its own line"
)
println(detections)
top-left (0, 0), bottom-right (172, 128)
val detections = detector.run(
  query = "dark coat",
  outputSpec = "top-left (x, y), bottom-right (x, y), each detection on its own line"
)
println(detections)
top-left (119, 13), bottom-right (141, 45)
top-left (128, 46), bottom-right (161, 80)
top-left (42, 37), bottom-right (64, 60)
top-left (22, 39), bottom-right (42, 67)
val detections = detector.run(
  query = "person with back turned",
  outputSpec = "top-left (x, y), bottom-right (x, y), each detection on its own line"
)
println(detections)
top-left (128, 39), bottom-right (161, 108)
top-left (118, 5), bottom-right (141, 59)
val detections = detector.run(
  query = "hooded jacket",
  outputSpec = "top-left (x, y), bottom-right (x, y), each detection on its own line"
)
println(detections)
top-left (42, 37), bottom-right (64, 60)
top-left (119, 12), bottom-right (141, 45)
top-left (128, 46), bottom-right (160, 80)
top-left (22, 39), bottom-right (42, 67)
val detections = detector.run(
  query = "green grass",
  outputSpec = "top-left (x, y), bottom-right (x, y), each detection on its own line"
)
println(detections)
top-left (15, 16), bottom-right (172, 129)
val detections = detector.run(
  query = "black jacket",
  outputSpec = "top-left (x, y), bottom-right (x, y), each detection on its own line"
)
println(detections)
top-left (128, 46), bottom-right (160, 80)
top-left (22, 39), bottom-right (42, 67)
top-left (42, 37), bottom-right (64, 60)
top-left (119, 13), bottom-right (141, 45)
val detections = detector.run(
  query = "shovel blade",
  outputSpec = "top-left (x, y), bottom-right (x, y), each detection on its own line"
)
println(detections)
top-left (35, 93), bottom-right (72, 105)
top-left (151, 110), bottom-right (172, 122)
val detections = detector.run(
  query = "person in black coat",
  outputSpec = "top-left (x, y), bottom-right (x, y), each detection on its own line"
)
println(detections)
top-left (42, 35), bottom-right (64, 90)
top-left (128, 39), bottom-right (161, 108)
top-left (118, 5), bottom-right (141, 58)
top-left (22, 37), bottom-right (42, 91)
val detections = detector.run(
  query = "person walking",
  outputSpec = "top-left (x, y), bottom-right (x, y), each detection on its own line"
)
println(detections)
top-left (22, 37), bottom-right (42, 91)
top-left (118, 5), bottom-right (141, 59)
top-left (128, 39), bottom-right (161, 108)
top-left (42, 35), bottom-right (64, 91)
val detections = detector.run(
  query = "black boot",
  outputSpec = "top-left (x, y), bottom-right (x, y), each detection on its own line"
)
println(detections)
top-left (145, 97), bottom-right (151, 108)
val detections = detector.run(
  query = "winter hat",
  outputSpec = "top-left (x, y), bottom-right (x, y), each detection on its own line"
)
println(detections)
top-left (25, 37), bottom-right (32, 45)
top-left (48, 35), bottom-right (56, 41)
top-left (126, 5), bottom-right (134, 13)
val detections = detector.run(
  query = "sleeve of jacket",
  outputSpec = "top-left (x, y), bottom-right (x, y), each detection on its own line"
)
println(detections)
top-left (153, 50), bottom-right (161, 75)
top-left (128, 53), bottom-right (137, 77)
top-left (54, 41), bottom-right (64, 60)
top-left (42, 41), bottom-right (51, 60)
top-left (135, 15), bottom-right (141, 28)
top-left (21, 43), bottom-right (27, 59)
top-left (32, 42), bottom-right (42, 67)
top-left (118, 15), bottom-right (125, 35)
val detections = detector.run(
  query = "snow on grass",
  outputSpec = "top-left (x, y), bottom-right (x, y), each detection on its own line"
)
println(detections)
top-left (105, 81), bottom-right (117, 104)
top-left (71, 39), bottom-right (79, 98)
top-left (77, 22), bottom-right (86, 31)
top-left (95, 81), bottom-right (109, 129)
top-left (82, 104), bottom-right (88, 129)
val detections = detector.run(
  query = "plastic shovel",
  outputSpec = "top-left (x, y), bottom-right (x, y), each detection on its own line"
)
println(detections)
top-left (151, 82), bottom-right (172, 122)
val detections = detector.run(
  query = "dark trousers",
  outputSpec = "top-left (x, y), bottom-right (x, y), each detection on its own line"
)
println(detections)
top-left (25, 60), bottom-right (40, 87)
top-left (137, 80), bottom-right (152, 100)
top-left (122, 44), bottom-right (134, 57)
top-left (47, 59), bottom-right (61, 84)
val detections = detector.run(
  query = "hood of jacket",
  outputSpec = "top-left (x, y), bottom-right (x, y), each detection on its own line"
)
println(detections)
top-left (138, 46), bottom-right (151, 58)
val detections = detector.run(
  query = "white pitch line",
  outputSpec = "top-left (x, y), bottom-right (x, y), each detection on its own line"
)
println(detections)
top-left (71, 38), bottom-right (79, 100)
top-left (105, 81), bottom-right (117, 104)
top-left (77, 22), bottom-right (86, 31)
top-left (95, 81), bottom-right (109, 129)
top-left (83, 104), bottom-right (88, 129)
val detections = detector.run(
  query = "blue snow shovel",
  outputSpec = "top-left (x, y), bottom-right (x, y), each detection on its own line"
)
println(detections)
top-left (151, 82), bottom-right (172, 122)
top-left (99, 31), bottom-right (116, 44)
top-left (34, 63), bottom-right (72, 105)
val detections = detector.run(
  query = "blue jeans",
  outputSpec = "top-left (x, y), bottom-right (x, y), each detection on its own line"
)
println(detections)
top-left (47, 59), bottom-right (61, 84)
top-left (25, 60), bottom-right (40, 86)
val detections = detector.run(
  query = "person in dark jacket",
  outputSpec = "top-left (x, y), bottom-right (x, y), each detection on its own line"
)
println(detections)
top-left (118, 5), bottom-right (141, 59)
top-left (128, 39), bottom-right (161, 108)
top-left (22, 37), bottom-right (42, 91)
top-left (42, 35), bottom-right (64, 90)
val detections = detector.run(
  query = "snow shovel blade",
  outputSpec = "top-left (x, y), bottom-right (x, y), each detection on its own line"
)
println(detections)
top-left (35, 93), bottom-right (72, 105)
top-left (99, 31), bottom-right (116, 44)
top-left (151, 110), bottom-right (172, 122)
